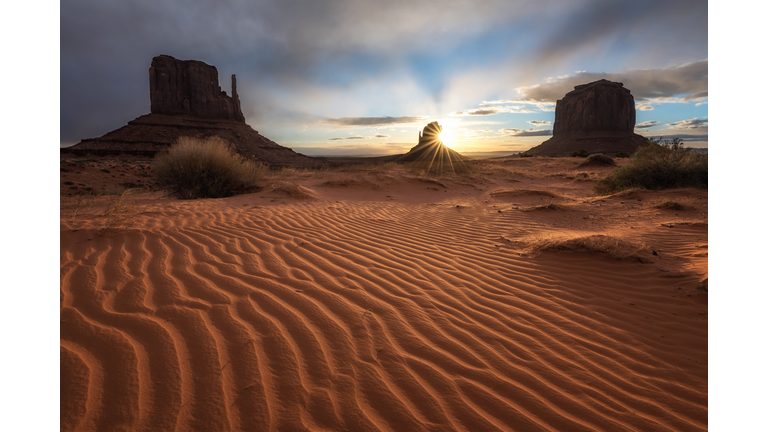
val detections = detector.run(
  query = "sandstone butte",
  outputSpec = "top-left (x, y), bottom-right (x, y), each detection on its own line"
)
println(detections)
top-left (524, 79), bottom-right (650, 157)
top-left (392, 121), bottom-right (468, 173)
top-left (63, 55), bottom-right (326, 167)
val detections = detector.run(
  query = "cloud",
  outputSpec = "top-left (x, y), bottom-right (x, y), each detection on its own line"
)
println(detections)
top-left (328, 136), bottom-right (367, 140)
top-left (635, 120), bottom-right (660, 129)
top-left (374, 134), bottom-right (390, 138)
top-left (682, 91), bottom-right (708, 101)
top-left (513, 60), bottom-right (708, 104)
top-left (450, 105), bottom-right (536, 116)
top-left (527, 120), bottom-right (551, 126)
top-left (667, 118), bottom-right (708, 129)
top-left (500, 128), bottom-right (553, 137)
top-left (320, 116), bottom-right (427, 127)
top-left (530, 0), bottom-right (707, 72)
top-left (636, 102), bottom-right (654, 111)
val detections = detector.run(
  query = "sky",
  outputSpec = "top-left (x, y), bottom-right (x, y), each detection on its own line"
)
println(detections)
top-left (60, 0), bottom-right (708, 157)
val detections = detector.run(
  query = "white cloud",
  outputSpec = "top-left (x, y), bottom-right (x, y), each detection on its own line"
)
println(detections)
top-left (500, 128), bottom-right (553, 137)
top-left (667, 118), bottom-right (708, 130)
top-left (635, 120), bottom-right (660, 129)
top-left (450, 104), bottom-right (537, 116)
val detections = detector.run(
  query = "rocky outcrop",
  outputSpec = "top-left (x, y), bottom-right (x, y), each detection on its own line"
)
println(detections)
top-left (65, 55), bottom-right (326, 167)
top-left (396, 122), bottom-right (468, 173)
top-left (524, 79), bottom-right (648, 157)
top-left (149, 55), bottom-right (245, 122)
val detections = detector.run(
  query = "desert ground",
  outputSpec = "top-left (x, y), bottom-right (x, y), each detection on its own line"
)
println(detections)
top-left (60, 156), bottom-right (707, 431)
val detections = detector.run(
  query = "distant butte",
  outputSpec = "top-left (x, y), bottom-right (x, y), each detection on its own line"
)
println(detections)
top-left (524, 79), bottom-right (649, 157)
top-left (63, 55), bottom-right (325, 167)
top-left (396, 121), bottom-right (468, 174)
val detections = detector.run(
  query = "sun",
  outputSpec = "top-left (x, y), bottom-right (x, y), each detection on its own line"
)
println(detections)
top-left (439, 129), bottom-right (454, 148)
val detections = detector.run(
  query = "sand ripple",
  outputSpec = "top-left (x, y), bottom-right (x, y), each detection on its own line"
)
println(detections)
top-left (61, 200), bottom-right (707, 431)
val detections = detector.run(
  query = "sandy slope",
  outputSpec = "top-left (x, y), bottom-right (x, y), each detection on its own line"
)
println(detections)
top-left (60, 157), bottom-right (707, 431)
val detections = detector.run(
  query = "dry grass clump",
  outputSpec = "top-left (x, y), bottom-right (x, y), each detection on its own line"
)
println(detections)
top-left (489, 188), bottom-right (559, 198)
top-left (97, 189), bottom-right (143, 236)
top-left (319, 177), bottom-right (381, 189)
top-left (574, 172), bottom-right (590, 181)
top-left (578, 153), bottom-right (616, 168)
top-left (154, 136), bottom-right (268, 199)
top-left (524, 234), bottom-right (651, 261)
top-left (271, 181), bottom-right (315, 199)
top-left (406, 176), bottom-right (448, 188)
top-left (520, 203), bottom-right (570, 212)
top-left (650, 200), bottom-right (694, 211)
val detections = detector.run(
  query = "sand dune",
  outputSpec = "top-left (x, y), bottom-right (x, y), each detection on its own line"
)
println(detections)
top-left (60, 157), bottom-right (707, 431)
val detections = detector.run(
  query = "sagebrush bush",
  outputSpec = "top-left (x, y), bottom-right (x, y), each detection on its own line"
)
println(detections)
top-left (593, 138), bottom-right (707, 195)
top-left (154, 136), bottom-right (268, 199)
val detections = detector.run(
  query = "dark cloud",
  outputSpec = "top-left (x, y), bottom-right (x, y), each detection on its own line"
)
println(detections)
top-left (528, 120), bottom-right (551, 126)
top-left (667, 118), bottom-right (708, 129)
top-left (514, 60), bottom-right (708, 104)
top-left (531, 0), bottom-right (707, 71)
top-left (374, 134), bottom-right (390, 138)
top-left (321, 116), bottom-right (427, 127)
top-left (500, 128), bottom-right (553, 137)
top-left (635, 120), bottom-right (660, 129)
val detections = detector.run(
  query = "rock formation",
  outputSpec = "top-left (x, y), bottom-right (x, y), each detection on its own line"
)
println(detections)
top-left (64, 55), bottom-right (324, 167)
top-left (524, 79), bottom-right (649, 157)
top-left (149, 55), bottom-right (244, 122)
top-left (396, 122), bottom-right (468, 174)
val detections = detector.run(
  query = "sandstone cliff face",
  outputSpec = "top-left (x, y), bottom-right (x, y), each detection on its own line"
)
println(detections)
top-left (552, 79), bottom-right (636, 135)
top-left (149, 55), bottom-right (245, 122)
top-left (525, 79), bottom-right (648, 157)
top-left (419, 121), bottom-right (442, 143)
top-left (66, 55), bottom-right (325, 167)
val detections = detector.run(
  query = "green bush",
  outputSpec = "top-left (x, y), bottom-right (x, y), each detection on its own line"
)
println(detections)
top-left (593, 138), bottom-right (707, 195)
top-left (154, 136), bottom-right (268, 199)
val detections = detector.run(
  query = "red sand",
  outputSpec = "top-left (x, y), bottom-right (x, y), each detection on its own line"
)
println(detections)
top-left (61, 157), bottom-right (707, 431)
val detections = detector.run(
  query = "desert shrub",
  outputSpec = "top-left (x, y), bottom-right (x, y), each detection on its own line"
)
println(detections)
top-left (593, 138), bottom-right (707, 194)
top-left (518, 153), bottom-right (533, 158)
top-left (524, 234), bottom-right (650, 261)
top-left (614, 152), bottom-right (630, 158)
top-left (578, 153), bottom-right (616, 167)
top-left (154, 136), bottom-right (268, 199)
top-left (571, 149), bottom-right (589, 157)
top-left (651, 200), bottom-right (693, 211)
